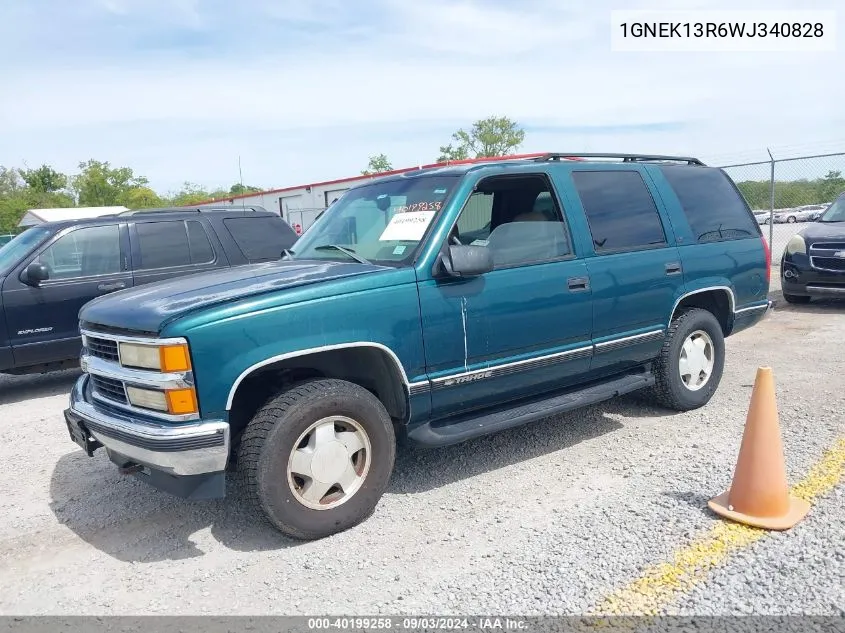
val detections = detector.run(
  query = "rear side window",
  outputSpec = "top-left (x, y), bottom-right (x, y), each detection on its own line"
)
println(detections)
top-left (187, 221), bottom-right (214, 263)
top-left (571, 170), bottom-right (667, 253)
top-left (224, 216), bottom-right (298, 261)
top-left (136, 221), bottom-right (191, 269)
top-left (659, 166), bottom-right (758, 242)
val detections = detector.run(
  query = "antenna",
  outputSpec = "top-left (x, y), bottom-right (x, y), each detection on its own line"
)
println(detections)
top-left (237, 155), bottom-right (247, 213)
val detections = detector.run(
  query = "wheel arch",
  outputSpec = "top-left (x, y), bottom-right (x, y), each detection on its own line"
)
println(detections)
top-left (670, 286), bottom-right (735, 336)
top-left (226, 342), bottom-right (412, 439)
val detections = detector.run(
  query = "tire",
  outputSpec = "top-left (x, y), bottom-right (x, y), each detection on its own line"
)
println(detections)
top-left (783, 293), bottom-right (811, 304)
top-left (648, 308), bottom-right (725, 411)
top-left (787, 216), bottom-right (796, 223)
top-left (236, 378), bottom-right (396, 540)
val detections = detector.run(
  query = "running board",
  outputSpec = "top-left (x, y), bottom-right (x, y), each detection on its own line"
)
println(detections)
top-left (407, 370), bottom-right (655, 447)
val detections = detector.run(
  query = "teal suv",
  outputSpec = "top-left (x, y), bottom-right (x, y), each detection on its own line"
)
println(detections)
top-left (64, 153), bottom-right (773, 540)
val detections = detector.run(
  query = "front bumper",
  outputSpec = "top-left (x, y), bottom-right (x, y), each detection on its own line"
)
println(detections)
top-left (781, 258), bottom-right (845, 298)
top-left (64, 374), bottom-right (230, 479)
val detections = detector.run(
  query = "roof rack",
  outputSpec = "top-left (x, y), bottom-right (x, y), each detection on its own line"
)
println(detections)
top-left (117, 207), bottom-right (200, 216)
top-left (532, 153), bottom-right (706, 166)
top-left (117, 205), bottom-right (266, 216)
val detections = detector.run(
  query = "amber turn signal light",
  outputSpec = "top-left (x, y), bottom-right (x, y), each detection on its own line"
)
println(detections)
top-left (166, 388), bottom-right (198, 415)
top-left (160, 344), bottom-right (191, 373)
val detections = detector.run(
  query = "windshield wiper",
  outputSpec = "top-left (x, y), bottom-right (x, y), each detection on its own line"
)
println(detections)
top-left (313, 244), bottom-right (371, 264)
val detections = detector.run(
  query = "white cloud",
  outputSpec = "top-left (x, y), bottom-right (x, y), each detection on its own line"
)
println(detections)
top-left (1, 0), bottom-right (843, 192)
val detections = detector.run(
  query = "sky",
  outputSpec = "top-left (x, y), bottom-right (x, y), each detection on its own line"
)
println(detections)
top-left (1, 0), bottom-right (843, 196)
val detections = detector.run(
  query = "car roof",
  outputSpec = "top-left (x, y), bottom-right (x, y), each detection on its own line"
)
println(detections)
top-left (346, 152), bottom-right (708, 190)
top-left (28, 207), bottom-right (280, 231)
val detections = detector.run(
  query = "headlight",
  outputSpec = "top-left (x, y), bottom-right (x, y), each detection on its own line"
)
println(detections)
top-left (126, 385), bottom-right (198, 415)
top-left (119, 342), bottom-right (191, 372)
top-left (785, 234), bottom-right (806, 256)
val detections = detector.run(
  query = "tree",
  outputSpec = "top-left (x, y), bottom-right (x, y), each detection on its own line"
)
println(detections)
top-left (362, 154), bottom-right (393, 175)
top-left (229, 183), bottom-right (262, 195)
top-left (72, 159), bottom-right (149, 207)
top-left (120, 186), bottom-right (165, 209)
top-left (169, 182), bottom-right (213, 206)
top-left (0, 166), bottom-right (24, 197)
top-left (19, 164), bottom-right (68, 193)
top-left (818, 170), bottom-right (845, 203)
top-left (437, 116), bottom-right (526, 163)
top-left (0, 164), bottom-right (73, 232)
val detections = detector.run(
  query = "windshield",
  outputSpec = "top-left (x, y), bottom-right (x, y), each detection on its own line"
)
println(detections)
top-left (819, 195), bottom-right (845, 222)
top-left (0, 226), bottom-right (53, 275)
top-left (290, 175), bottom-right (460, 265)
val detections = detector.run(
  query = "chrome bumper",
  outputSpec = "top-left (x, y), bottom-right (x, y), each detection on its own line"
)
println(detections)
top-left (65, 375), bottom-right (229, 476)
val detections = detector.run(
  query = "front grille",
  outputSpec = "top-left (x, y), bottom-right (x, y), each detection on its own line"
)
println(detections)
top-left (810, 257), bottom-right (845, 272)
top-left (811, 242), bottom-right (845, 251)
top-left (86, 336), bottom-right (119, 362)
top-left (91, 375), bottom-right (127, 404)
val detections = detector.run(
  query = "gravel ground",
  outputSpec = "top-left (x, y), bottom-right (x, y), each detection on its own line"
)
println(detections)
top-left (0, 278), bottom-right (842, 616)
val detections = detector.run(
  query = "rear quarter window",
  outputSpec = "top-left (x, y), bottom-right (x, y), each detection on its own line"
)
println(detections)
top-left (659, 166), bottom-right (759, 243)
top-left (223, 216), bottom-right (298, 261)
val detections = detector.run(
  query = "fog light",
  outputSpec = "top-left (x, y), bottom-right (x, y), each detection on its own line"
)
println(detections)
top-left (126, 386), bottom-right (168, 411)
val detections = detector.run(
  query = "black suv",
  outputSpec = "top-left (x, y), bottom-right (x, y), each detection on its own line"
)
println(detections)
top-left (780, 191), bottom-right (845, 303)
top-left (0, 207), bottom-right (298, 375)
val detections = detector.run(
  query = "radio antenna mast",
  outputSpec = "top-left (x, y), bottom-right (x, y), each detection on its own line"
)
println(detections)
top-left (238, 155), bottom-right (246, 212)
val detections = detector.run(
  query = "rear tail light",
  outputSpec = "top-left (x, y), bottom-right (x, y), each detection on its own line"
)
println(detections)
top-left (761, 235), bottom-right (771, 283)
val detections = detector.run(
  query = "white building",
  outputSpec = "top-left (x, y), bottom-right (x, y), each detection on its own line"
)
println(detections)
top-left (188, 154), bottom-right (547, 235)
top-left (18, 206), bottom-right (128, 227)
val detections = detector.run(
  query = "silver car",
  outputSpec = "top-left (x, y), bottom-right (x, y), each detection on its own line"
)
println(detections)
top-left (774, 206), bottom-right (824, 223)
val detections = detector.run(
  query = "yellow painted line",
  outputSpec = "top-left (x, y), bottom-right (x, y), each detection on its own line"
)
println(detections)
top-left (589, 437), bottom-right (845, 616)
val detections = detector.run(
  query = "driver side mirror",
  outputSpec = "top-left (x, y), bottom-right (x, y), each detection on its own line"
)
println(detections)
top-left (22, 262), bottom-right (49, 287)
top-left (440, 244), bottom-right (494, 278)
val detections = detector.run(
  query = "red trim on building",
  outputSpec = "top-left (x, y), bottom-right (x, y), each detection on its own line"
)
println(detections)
top-left (184, 152), bottom-right (578, 207)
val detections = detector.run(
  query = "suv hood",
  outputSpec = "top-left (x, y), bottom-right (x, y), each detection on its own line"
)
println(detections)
top-left (80, 259), bottom-right (389, 334)
top-left (800, 221), bottom-right (845, 242)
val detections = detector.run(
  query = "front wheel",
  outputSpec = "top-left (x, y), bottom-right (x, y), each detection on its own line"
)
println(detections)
top-left (786, 216), bottom-right (796, 223)
top-left (648, 308), bottom-right (725, 411)
top-left (236, 378), bottom-right (396, 540)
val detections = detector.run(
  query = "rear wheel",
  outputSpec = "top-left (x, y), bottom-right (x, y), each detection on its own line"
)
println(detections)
top-left (786, 216), bottom-right (797, 223)
top-left (648, 308), bottom-right (725, 411)
top-left (236, 378), bottom-right (396, 540)
top-left (783, 293), bottom-right (811, 304)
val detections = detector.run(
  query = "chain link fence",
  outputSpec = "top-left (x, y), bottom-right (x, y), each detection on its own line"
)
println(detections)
top-left (719, 152), bottom-right (845, 268)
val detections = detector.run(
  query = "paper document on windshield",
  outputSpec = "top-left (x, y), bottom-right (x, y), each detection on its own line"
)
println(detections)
top-left (379, 210), bottom-right (436, 241)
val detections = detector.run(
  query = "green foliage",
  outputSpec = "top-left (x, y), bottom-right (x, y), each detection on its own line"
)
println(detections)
top-left (19, 164), bottom-right (68, 193)
top-left (0, 165), bottom-right (74, 232)
top-left (0, 167), bottom-right (24, 197)
top-left (437, 116), bottom-right (526, 163)
top-left (0, 159), bottom-right (273, 232)
top-left (736, 170), bottom-right (845, 210)
top-left (169, 182), bottom-right (213, 206)
top-left (230, 183), bottom-right (262, 195)
top-left (72, 159), bottom-right (149, 207)
top-left (120, 186), bottom-right (165, 209)
top-left (362, 154), bottom-right (394, 175)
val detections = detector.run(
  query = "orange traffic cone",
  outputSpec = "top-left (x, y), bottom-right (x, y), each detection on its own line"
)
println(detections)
top-left (707, 366), bottom-right (810, 530)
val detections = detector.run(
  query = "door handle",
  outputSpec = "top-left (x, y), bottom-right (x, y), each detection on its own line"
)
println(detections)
top-left (97, 281), bottom-right (126, 291)
top-left (665, 262), bottom-right (682, 275)
top-left (567, 276), bottom-right (590, 291)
